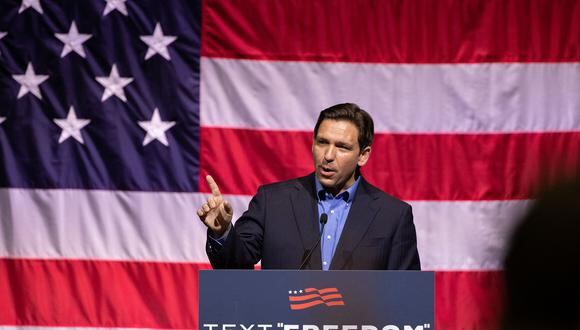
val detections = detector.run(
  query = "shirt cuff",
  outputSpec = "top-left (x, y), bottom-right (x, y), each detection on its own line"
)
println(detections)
top-left (208, 224), bottom-right (232, 245)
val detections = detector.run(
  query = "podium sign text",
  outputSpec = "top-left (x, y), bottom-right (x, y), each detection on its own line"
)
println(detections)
top-left (199, 270), bottom-right (434, 330)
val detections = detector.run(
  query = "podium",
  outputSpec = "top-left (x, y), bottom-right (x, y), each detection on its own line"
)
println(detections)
top-left (199, 270), bottom-right (434, 330)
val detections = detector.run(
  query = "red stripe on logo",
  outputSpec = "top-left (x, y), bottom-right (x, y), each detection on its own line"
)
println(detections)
top-left (289, 294), bottom-right (321, 302)
top-left (290, 300), bottom-right (326, 310)
top-left (289, 288), bottom-right (345, 310)
top-left (321, 293), bottom-right (343, 301)
top-left (304, 287), bottom-right (339, 294)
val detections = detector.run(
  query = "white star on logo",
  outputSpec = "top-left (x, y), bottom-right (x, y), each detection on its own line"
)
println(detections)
top-left (138, 108), bottom-right (176, 147)
top-left (53, 106), bottom-right (91, 144)
top-left (140, 23), bottom-right (177, 61)
top-left (12, 62), bottom-right (49, 99)
top-left (95, 64), bottom-right (133, 102)
top-left (19, 0), bottom-right (43, 14)
top-left (55, 22), bottom-right (92, 58)
top-left (103, 0), bottom-right (128, 16)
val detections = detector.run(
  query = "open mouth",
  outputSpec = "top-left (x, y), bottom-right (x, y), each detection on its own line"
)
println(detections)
top-left (319, 165), bottom-right (336, 177)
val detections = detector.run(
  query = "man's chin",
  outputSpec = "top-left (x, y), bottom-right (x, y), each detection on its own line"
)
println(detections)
top-left (316, 174), bottom-right (338, 189)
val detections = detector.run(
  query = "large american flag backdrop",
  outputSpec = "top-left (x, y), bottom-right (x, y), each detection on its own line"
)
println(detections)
top-left (0, 0), bottom-right (579, 329)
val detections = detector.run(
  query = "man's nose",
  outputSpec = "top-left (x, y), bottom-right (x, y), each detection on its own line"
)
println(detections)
top-left (324, 146), bottom-right (336, 161)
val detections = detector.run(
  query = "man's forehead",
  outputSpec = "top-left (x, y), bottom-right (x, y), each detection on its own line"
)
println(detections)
top-left (314, 119), bottom-right (358, 144)
top-left (316, 119), bottom-right (358, 135)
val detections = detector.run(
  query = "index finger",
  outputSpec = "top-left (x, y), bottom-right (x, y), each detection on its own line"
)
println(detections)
top-left (206, 175), bottom-right (222, 197)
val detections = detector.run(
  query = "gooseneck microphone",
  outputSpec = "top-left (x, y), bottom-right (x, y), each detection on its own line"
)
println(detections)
top-left (298, 213), bottom-right (328, 270)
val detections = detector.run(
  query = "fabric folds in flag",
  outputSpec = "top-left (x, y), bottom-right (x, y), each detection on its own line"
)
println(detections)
top-left (0, 1), bottom-right (579, 330)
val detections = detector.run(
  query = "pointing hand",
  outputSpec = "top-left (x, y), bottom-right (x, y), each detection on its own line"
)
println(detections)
top-left (197, 175), bottom-right (234, 236)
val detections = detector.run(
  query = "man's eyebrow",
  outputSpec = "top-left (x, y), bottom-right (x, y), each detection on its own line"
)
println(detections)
top-left (336, 141), bottom-right (353, 148)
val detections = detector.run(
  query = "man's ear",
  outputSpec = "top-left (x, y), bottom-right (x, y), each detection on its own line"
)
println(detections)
top-left (357, 146), bottom-right (371, 167)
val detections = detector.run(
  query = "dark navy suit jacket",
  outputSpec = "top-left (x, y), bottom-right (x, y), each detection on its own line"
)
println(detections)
top-left (206, 174), bottom-right (421, 270)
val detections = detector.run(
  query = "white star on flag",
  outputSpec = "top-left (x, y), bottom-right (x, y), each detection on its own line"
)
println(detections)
top-left (95, 64), bottom-right (134, 102)
top-left (12, 62), bottom-right (49, 100)
top-left (19, 0), bottom-right (43, 14)
top-left (55, 22), bottom-right (92, 58)
top-left (138, 108), bottom-right (176, 147)
top-left (103, 0), bottom-right (128, 16)
top-left (53, 106), bottom-right (91, 144)
top-left (140, 23), bottom-right (177, 61)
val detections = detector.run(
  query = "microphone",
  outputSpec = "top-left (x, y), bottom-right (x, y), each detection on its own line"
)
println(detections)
top-left (298, 213), bottom-right (328, 270)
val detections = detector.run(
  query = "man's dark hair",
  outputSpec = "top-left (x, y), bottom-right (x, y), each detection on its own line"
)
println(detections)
top-left (313, 103), bottom-right (374, 151)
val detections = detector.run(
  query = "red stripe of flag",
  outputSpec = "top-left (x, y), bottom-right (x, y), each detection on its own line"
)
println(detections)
top-left (200, 128), bottom-right (580, 200)
top-left (0, 258), bottom-right (210, 329)
top-left (202, 0), bottom-right (580, 63)
top-left (436, 271), bottom-right (504, 330)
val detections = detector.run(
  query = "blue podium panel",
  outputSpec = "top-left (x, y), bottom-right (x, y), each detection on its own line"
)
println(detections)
top-left (199, 270), bottom-right (434, 330)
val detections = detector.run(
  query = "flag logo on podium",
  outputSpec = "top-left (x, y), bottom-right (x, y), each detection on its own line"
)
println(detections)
top-left (288, 287), bottom-right (345, 310)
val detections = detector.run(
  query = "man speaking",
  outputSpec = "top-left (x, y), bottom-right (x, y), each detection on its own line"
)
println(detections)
top-left (197, 103), bottom-right (420, 270)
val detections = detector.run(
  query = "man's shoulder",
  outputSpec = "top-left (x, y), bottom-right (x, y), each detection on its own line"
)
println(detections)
top-left (254, 175), bottom-right (411, 211)
top-left (361, 178), bottom-right (411, 211)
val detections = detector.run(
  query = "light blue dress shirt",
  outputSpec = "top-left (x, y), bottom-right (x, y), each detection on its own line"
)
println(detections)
top-left (315, 176), bottom-right (360, 270)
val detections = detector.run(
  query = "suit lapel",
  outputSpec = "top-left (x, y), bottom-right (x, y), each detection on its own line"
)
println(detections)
top-left (290, 174), bottom-right (322, 270)
top-left (330, 178), bottom-right (378, 270)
